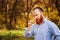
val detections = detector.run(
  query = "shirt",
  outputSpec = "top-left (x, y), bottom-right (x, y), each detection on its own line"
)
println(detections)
top-left (55, 35), bottom-right (60, 40)
top-left (24, 18), bottom-right (60, 40)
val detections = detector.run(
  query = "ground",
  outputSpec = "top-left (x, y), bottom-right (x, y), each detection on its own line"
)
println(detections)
top-left (0, 29), bottom-right (34, 40)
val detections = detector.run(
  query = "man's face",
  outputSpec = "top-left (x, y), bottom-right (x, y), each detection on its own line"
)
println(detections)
top-left (32, 9), bottom-right (43, 24)
top-left (32, 9), bottom-right (42, 19)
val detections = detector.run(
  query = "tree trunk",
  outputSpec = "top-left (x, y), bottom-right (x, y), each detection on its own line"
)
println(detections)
top-left (43, 0), bottom-right (49, 18)
top-left (10, 0), bottom-right (18, 29)
top-left (55, 0), bottom-right (60, 16)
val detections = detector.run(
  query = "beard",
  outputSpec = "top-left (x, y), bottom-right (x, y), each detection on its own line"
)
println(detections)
top-left (36, 15), bottom-right (43, 24)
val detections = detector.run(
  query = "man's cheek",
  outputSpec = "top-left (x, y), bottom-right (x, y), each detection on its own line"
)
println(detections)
top-left (34, 16), bottom-right (37, 19)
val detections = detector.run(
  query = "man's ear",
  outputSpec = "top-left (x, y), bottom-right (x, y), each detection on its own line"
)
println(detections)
top-left (41, 13), bottom-right (44, 17)
top-left (41, 12), bottom-right (44, 15)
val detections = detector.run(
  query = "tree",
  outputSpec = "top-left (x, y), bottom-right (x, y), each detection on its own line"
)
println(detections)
top-left (55, 0), bottom-right (60, 16)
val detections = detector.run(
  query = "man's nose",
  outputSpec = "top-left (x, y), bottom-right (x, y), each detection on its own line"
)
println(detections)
top-left (34, 16), bottom-right (37, 19)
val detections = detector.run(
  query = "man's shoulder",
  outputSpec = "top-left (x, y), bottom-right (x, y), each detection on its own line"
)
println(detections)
top-left (47, 20), bottom-right (56, 25)
top-left (46, 19), bottom-right (58, 28)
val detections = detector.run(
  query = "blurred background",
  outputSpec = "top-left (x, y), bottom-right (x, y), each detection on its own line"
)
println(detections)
top-left (0, 0), bottom-right (60, 40)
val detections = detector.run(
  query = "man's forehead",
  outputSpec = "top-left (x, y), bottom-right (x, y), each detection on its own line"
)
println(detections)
top-left (33, 9), bottom-right (41, 14)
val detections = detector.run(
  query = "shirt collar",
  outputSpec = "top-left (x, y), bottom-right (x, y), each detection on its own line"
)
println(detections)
top-left (43, 17), bottom-right (47, 22)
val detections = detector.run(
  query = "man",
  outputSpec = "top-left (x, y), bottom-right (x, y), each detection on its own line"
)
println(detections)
top-left (24, 7), bottom-right (60, 40)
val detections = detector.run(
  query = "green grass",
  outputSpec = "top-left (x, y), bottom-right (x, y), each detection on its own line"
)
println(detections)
top-left (0, 30), bottom-right (34, 40)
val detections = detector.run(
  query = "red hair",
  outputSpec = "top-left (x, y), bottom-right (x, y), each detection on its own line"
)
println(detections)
top-left (36, 15), bottom-right (43, 24)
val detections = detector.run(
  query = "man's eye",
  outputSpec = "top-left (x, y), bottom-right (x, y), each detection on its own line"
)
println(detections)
top-left (35, 14), bottom-right (38, 16)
